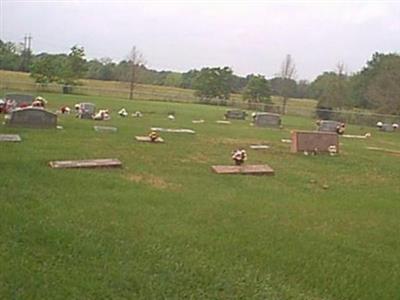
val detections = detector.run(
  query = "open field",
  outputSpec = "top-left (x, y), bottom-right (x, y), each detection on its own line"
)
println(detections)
top-left (0, 70), bottom-right (318, 113)
top-left (1, 93), bottom-right (400, 299)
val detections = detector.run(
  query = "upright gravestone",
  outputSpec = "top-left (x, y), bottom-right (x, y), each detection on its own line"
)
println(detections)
top-left (291, 131), bottom-right (339, 153)
top-left (224, 110), bottom-right (247, 120)
top-left (5, 94), bottom-right (34, 106)
top-left (318, 120), bottom-right (340, 133)
top-left (379, 124), bottom-right (394, 132)
top-left (6, 108), bottom-right (57, 128)
top-left (79, 103), bottom-right (96, 119)
top-left (254, 112), bottom-right (281, 127)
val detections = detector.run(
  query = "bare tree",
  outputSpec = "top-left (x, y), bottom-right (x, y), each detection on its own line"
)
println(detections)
top-left (336, 61), bottom-right (346, 77)
top-left (280, 54), bottom-right (296, 114)
top-left (127, 46), bottom-right (145, 100)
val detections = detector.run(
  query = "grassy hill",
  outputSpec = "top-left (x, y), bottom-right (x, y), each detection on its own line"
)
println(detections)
top-left (0, 70), bottom-right (317, 114)
top-left (1, 93), bottom-right (399, 299)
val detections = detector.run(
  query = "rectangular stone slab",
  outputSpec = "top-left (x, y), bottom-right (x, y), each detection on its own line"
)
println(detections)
top-left (211, 164), bottom-right (275, 175)
top-left (250, 145), bottom-right (270, 150)
top-left (94, 126), bottom-right (117, 132)
top-left (291, 131), bottom-right (339, 153)
top-left (135, 136), bottom-right (164, 143)
top-left (150, 127), bottom-right (195, 134)
top-left (49, 159), bottom-right (122, 169)
top-left (0, 134), bottom-right (21, 142)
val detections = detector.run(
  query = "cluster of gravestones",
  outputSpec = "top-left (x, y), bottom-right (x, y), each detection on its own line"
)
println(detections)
top-left (2, 96), bottom-right (398, 176)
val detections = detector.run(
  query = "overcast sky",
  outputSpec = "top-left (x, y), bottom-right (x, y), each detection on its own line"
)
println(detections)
top-left (1, 0), bottom-right (399, 80)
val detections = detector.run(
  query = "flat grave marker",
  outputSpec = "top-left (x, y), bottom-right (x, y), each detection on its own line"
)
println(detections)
top-left (150, 127), bottom-right (195, 134)
top-left (212, 164), bottom-right (275, 175)
top-left (49, 158), bottom-right (122, 169)
top-left (94, 126), bottom-right (118, 132)
top-left (250, 145), bottom-right (270, 150)
top-left (0, 134), bottom-right (21, 142)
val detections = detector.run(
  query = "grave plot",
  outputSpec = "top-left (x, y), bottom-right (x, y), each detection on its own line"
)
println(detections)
top-left (211, 164), bottom-right (275, 175)
top-left (6, 108), bottom-right (57, 128)
top-left (94, 126), bottom-right (118, 132)
top-left (0, 134), bottom-right (21, 142)
top-left (291, 131), bottom-right (339, 153)
top-left (150, 127), bottom-right (195, 134)
top-left (224, 110), bottom-right (247, 120)
top-left (49, 159), bottom-right (122, 169)
top-left (253, 112), bottom-right (281, 128)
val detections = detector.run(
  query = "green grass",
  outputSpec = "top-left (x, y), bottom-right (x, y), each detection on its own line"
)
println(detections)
top-left (1, 93), bottom-right (399, 299)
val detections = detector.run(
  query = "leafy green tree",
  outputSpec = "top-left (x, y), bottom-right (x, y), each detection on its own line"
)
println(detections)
top-left (242, 75), bottom-right (271, 103)
top-left (0, 40), bottom-right (21, 71)
top-left (193, 67), bottom-right (233, 101)
top-left (163, 72), bottom-right (182, 87)
top-left (30, 54), bottom-right (66, 84)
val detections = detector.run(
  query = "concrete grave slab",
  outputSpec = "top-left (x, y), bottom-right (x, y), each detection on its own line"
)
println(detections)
top-left (250, 145), bottom-right (270, 150)
top-left (94, 126), bottom-right (118, 132)
top-left (291, 131), bottom-right (339, 153)
top-left (49, 158), bottom-right (122, 169)
top-left (0, 134), bottom-right (21, 142)
top-left (211, 164), bottom-right (275, 175)
top-left (135, 136), bottom-right (164, 143)
top-left (150, 127), bottom-right (195, 134)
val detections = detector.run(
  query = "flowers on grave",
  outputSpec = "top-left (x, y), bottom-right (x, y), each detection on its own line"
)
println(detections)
top-left (118, 108), bottom-right (128, 117)
top-left (328, 145), bottom-right (337, 156)
top-left (168, 114), bottom-right (175, 120)
top-left (60, 106), bottom-right (71, 114)
top-left (336, 123), bottom-right (345, 135)
top-left (393, 123), bottom-right (399, 130)
top-left (32, 96), bottom-right (47, 108)
top-left (132, 111), bottom-right (143, 118)
top-left (376, 121), bottom-right (383, 128)
top-left (93, 109), bottom-right (110, 120)
top-left (232, 149), bottom-right (247, 165)
top-left (148, 131), bottom-right (159, 142)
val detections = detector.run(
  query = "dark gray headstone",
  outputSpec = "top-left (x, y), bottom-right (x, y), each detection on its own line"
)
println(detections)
top-left (5, 94), bottom-right (34, 105)
top-left (6, 108), bottom-right (57, 128)
top-left (380, 124), bottom-right (394, 132)
top-left (79, 103), bottom-right (96, 119)
top-left (318, 120), bottom-right (340, 132)
top-left (254, 112), bottom-right (281, 127)
top-left (225, 110), bottom-right (247, 120)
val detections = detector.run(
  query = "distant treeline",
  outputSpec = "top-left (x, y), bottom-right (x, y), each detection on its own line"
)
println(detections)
top-left (1, 39), bottom-right (399, 114)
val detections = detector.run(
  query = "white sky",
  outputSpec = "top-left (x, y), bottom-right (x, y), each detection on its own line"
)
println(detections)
top-left (1, 0), bottom-right (399, 80)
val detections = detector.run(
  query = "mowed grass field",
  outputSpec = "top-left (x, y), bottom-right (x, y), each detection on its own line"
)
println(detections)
top-left (1, 93), bottom-right (400, 299)
top-left (0, 70), bottom-right (318, 113)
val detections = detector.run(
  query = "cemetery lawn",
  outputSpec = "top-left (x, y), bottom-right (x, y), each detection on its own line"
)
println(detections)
top-left (1, 93), bottom-right (399, 300)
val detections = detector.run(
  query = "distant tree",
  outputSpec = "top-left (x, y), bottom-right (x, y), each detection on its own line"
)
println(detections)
top-left (193, 67), bottom-right (233, 102)
top-left (127, 46), bottom-right (145, 100)
top-left (0, 40), bottom-right (21, 71)
top-left (163, 72), bottom-right (182, 87)
top-left (242, 75), bottom-right (271, 103)
top-left (295, 79), bottom-right (311, 98)
top-left (30, 54), bottom-right (66, 85)
top-left (278, 54), bottom-right (297, 114)
top-left (269, 77), bottom-right (297, 97)
top-left (180, 69), bottom-right (199, 89)
top-left (60, 45), bottom-right (87, 85)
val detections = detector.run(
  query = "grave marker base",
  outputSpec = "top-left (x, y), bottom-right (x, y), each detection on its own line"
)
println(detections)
top-left (135, 136), bottom-right (164, 143)
top-left (49, 159), bottom-right (122, 169)
top-left (211, 164), bottom-right (275, 175)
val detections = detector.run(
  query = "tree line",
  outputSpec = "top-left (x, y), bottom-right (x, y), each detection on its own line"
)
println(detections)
top-left (1, 39), bottom-right (399, 114)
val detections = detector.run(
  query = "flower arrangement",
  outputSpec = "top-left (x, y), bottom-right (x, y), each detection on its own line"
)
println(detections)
top-left (232, 149), bottom-right (247, 165)
top-left (336, 123), bottom-right (345, 135)
top-left (148, 131), bottom-right (159, 142)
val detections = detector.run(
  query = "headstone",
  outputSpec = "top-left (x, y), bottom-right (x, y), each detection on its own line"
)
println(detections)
top-left (135, 136), bottom-right (164, 143)
top-left (49, 158), bottom-right (122, 169)
top-left (318, 120), bottom-right (341, 132)
top-left (6, 108), bottom-right (57, 128)
top-left (150, 127), bottom-right (195, 134)
top-left (216, 120), bottom-right (231, 124)
top-left (253, 112), bottom-right (281, 127)
top-left (291, 131), bottom-right (339, 153)
top-left (224, 110), bottom-right (247, 120)
top-left (5, 94), bottom-right (34, 106)
top-left (250, 145), bottom-right (270, 150)
top-left (79, 103), bottom-right (96, 119)
top-left (211, 164), bottom-right (275, 175)
top-left (0, 134), bottom-right (21, 142)
top-left (379, 124), bottom-right (394, 132)
top-left (94, 126), bottom-right (117, 132)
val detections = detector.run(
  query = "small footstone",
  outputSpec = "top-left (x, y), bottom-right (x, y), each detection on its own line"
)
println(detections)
top-left (0, 134), bottom-right (21, 142)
